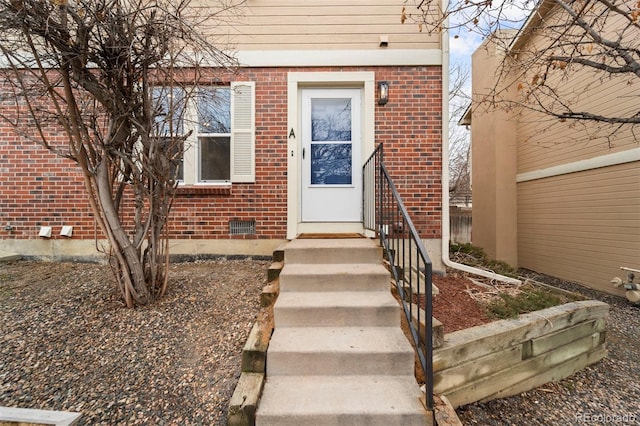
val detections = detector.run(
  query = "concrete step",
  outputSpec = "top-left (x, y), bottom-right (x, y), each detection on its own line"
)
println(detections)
top-left (274, 291), bottom-right (400, 327)
top-left (279, 263), bottom-right (390, 292)
top-left (284, 238), bottom-right (382, 265)
top-left (267, 326), bottom-right (415, 376)
top-left (256, 375), bottom-right (428, 426)
top-left (0, 251), bottom-right (21, 262)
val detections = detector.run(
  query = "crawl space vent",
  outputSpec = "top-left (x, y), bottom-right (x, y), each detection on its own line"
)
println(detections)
top-left (229, 220), bottom-right (256, 235)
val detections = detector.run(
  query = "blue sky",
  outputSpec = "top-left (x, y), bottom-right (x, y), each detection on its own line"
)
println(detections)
top-left (447, 0), bottom-right (534, 67)
top-left (446, 1), bottom-right (534, 119)
top-left (445, 1), bottom-right (534, 151)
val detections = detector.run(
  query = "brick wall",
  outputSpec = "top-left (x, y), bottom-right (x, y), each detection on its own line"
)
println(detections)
top-left (375, 66), bottom-right (443, 239)
top-left (0, 66), bottom-right (442, 242)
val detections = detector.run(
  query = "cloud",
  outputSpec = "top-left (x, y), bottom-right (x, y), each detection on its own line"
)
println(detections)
top-left (450, 31), bottom-right (483, 58)
top-left (447, 0), bottom-right (535, 65)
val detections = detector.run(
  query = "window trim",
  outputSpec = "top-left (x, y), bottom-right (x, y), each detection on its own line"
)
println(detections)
top-left (178, 81), bottom-right (256, 186)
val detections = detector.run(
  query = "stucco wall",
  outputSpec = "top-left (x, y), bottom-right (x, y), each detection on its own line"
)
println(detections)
top-left (470, 38), bottom-right (518, 267)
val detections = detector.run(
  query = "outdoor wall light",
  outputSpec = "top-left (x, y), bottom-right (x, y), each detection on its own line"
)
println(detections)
top-left (378, 81), bottom-right (389, 106)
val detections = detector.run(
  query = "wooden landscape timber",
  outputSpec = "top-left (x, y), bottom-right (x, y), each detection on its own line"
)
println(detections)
top-left (227, 251), bottom-right (281, 426)
top-left (433, 300), bottom-right (609, 408)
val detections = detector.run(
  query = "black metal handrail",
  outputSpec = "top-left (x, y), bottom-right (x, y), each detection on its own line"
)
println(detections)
top-left (363, 143), bottom-right (434, 412)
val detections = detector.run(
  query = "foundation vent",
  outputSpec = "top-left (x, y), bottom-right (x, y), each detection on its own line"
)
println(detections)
top-left (229, 219), bottom-right (256, 235)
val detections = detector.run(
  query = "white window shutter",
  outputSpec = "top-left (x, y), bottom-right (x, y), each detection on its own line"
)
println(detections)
top-left (230, 81), bottom-right (255, 183)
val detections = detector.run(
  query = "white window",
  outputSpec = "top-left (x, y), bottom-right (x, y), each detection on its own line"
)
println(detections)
top-left (197, 87), bottom-right (232, 182)
top-left (152, 86), bottom-right (186, 181)
top-left (152, 82), bottom-right (255, 185)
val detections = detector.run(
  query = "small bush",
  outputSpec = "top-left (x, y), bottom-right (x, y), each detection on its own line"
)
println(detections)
top-left (485, 285), bottom-right (563, 319)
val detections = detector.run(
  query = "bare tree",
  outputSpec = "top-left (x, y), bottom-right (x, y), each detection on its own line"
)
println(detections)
top-left (0, 0), bottom-right (241, 306)
top-left (448, 61), bottom-right (472, 205)
top-left (404, 0), bottom-right (640, 139)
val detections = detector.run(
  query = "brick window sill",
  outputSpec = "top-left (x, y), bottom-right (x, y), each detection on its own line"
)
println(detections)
top-left (176, 185), bottom-right (232, 196)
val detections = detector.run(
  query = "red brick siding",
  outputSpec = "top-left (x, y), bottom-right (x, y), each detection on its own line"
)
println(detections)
top-left (0, 66), bottom-right (442, 241)
top-left (375, 66), bottom-right (443, 239)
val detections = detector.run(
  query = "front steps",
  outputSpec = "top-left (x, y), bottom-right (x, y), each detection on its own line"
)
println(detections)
top-left (257, 376), bottom-right (425, 426)
top-left (273, 291), bottom-right (400, 327)
top-left (266, 326), bottom-right (414, 376)
top-left (256, 238), bottom-right (429, 425)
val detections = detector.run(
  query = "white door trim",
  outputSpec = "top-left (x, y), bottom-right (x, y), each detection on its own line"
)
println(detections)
top-left (286, 72), bottom-right (376, 239)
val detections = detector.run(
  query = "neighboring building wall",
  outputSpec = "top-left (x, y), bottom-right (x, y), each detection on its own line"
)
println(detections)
top-left (470, 4), bottom-right (640, 295)
top-left (0, 66), bottom-right (443, 259)
top-left (510, 3), bottom-right (640, 295)
top-left (518, 159), bottom-right (640, 296)
top-left (470, 37), bottom-right (518, 267)
top-left (514, 7), bottom-right (637, 175)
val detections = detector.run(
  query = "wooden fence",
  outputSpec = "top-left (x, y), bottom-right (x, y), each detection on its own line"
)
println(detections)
top-left (450, 206), bottom-right (471, 244)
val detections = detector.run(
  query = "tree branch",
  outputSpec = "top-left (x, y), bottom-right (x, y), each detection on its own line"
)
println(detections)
top-left (548, 55), bottom-right (639, 74)
top-left (553, 0), bottom-right (640, 78)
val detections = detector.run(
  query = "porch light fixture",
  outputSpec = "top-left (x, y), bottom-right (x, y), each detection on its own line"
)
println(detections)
top-left (378, 81), bottom-right (389, 106)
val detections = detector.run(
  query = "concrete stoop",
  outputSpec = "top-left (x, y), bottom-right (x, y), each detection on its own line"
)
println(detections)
top-left (257, 375), bottom-right (426, 426)
top-left (255, 238), bottom-right (431, 426)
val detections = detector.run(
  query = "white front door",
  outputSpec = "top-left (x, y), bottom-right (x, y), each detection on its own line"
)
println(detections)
top-left (301, 88), bottom-right (362, 222)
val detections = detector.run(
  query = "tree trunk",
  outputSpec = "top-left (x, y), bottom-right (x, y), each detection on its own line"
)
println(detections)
top-left (96, 160), bottom-right (150, 306)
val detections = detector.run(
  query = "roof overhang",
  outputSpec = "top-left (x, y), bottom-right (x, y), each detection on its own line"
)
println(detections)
top-left (508, 0), bottom-right (557, 53)
top-left (458, 104), bottom-right (472, 126)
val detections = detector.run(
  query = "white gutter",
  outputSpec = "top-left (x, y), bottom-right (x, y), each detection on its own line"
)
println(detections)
top-left (439, 1), bottom-right (521, 285)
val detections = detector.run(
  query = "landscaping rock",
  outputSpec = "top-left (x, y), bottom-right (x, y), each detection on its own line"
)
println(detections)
top-left (0, 259), bottom-right (269, 425)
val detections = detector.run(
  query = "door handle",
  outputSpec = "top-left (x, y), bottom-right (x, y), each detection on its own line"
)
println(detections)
top-left (302, 147), bottom-right (305, 159)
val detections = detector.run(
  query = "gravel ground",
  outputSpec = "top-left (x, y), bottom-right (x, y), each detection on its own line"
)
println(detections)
top-left (456, 270), bottom-right (640, 426)
top-left (0, 258), bottom-right (269, 425)
top-left (2, 259), bottom-right (639, 426)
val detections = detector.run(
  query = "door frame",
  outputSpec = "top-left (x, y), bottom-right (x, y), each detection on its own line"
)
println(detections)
top-left (300, 88), bottom-right (362, 223)
top-left (286, 72), bottom-right (376, 239)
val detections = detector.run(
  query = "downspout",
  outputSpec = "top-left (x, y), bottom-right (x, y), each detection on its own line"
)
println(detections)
top-left (439, 4), bottom-right (521, 285)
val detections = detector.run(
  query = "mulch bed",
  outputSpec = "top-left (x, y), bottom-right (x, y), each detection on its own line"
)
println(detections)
top-left (431, 273), bottom-right (493, 332)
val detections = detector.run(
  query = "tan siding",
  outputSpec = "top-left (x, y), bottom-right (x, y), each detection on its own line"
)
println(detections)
top-left (513, 6), bottom-right (639, 173)
top-left (516, 70), bottom-right (639, 173)
top-left (517, 161), bottom-right (640, 295)
top-left (197, 0), bottom-right (439, 51)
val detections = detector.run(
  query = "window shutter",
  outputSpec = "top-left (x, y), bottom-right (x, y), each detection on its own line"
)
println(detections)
top-left (230, 81), bottom-right (255, 183)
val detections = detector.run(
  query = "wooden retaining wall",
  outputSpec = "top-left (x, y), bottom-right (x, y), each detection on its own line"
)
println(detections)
top-left (226, 249), bottom-right (282, 426)
top-left (433, 300), bottom-right (608, 408)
